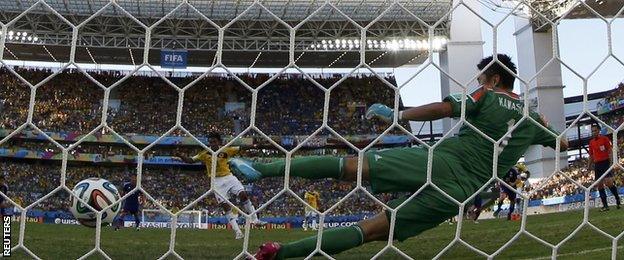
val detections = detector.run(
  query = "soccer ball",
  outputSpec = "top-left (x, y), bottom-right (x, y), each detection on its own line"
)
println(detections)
top-left (69, 177), bottom-right (121, 227)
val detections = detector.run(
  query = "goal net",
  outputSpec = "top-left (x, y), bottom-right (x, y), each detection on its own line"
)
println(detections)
top-left (0, 0), bottom-right (621, 259)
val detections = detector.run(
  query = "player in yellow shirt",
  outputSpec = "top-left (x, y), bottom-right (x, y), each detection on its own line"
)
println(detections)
top-left (302, 189), bottom-right (320, 231)
top-left (173, 132), bottom-right (265, 239)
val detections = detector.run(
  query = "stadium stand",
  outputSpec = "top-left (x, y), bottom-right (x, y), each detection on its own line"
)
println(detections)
top-left (0, 67), bottom-right (402, 221)
top-left (0, 68), bottom-right (399, 136)
top-left (1, 67), bottom-right (624, 221)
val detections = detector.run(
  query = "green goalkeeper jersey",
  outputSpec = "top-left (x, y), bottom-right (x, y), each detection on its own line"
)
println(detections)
top-left (437, 87), bottom-right (560, 186)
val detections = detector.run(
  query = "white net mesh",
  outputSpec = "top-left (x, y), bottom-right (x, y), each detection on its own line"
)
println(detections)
top-left (0, 0), bottom-right (622, 259)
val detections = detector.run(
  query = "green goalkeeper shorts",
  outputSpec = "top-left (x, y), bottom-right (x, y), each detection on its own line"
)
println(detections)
top-left (366, 147), bottom-right (470, 241)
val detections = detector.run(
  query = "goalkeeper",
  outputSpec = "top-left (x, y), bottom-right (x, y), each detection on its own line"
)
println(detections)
top-left (230, 54), bottom-right (568, 259)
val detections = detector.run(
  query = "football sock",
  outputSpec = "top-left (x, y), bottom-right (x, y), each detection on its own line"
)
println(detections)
top-left (495, 200), bottom-right (503, 215)
top-left (608, 186), bottom-right (621, 205)
top-left (599, 188), bottom-right (609, 208)
top-left (117, 215), bottom-right (125, 228)
top-left (242, 200), bottom-right (258, 220)
top-left (474, 208), bottom-right (482, 220)
top-left (253, 156), bottom-right (343, 180)
top-left (507, 203), bottom-right (515, 220)
top-left (114, 217), bottom-right (121, 229)
top-left (134, 213), bottom-right (140, 227)
top-left (226, 211), bottom-right (242, 234)
top-left (276, 225), bottom-right (364, 259)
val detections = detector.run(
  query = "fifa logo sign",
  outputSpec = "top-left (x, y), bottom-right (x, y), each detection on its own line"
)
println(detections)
top-left (160, 49), bottom-right (188, 69)
top-left (163, 54), bottom-right (184, 63)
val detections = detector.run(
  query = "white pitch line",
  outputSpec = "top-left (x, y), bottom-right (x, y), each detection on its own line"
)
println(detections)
top-left (522, 245), bottom-right (622, 260)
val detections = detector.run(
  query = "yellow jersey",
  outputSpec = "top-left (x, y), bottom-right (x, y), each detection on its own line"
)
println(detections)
top-left (304, 191), bottom-right (320, 210)
top-left (192, 147), bottom-right (240, 178)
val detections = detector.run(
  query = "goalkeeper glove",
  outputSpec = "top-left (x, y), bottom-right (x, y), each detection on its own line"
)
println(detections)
top-left (366, 103), bottom-right (394, 122)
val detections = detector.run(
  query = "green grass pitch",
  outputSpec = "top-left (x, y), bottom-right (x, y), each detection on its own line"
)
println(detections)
top-left (7, 208), bottom-right (624, 259)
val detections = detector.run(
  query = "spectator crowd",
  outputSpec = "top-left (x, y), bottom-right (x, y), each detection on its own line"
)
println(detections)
top-left (528, 158), bottom-right (624, 200)
top-left (0, 161), bottom-right (387, 218)
top-left (597, 82), bottom-right (624, 131)
top-left (0, 67), bottom-right (398, 137)
top-left (0, 66), bottom-right (405, 218)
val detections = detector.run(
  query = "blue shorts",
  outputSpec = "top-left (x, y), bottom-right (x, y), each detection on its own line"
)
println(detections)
top-left (501, 187), bottom-right (517, 200)
top-left (473, 194), bottom-right (482, 207)
top-left (123, 204), bottom-right (139, 214)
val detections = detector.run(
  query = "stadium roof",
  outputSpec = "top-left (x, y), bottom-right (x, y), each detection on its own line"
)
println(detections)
top-left (565, 0), bottom-right (624, 19)
top-left (527, 0), bottom-right (624, 31)
top-left (0, 0), bottom-right (452, 68)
